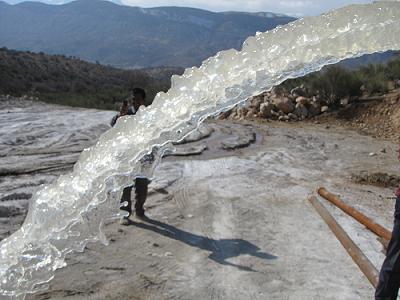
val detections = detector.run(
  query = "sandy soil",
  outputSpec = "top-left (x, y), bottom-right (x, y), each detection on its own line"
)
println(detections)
top-left (23, 120), bottom-right (398, 300)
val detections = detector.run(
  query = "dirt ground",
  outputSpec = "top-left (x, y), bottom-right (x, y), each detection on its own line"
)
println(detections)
top-left (308, 89), bottom-right (400, 144)
top-left (25, 120), bottom-right (398, 300)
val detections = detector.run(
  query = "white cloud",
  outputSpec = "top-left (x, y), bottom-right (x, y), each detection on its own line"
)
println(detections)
top-left (120, 0), bottom-right (374, 16)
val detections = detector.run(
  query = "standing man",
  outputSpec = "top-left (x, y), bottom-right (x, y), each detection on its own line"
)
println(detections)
top-left (111, 88), bottom-right (151, 224)
top-left (127, 87), bottom-right (146, 115)
top-left (375, 146), bottom-right (400, 299)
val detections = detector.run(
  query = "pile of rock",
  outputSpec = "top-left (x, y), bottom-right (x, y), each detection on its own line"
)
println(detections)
top-left (218, 86), bottom-right (334, 122)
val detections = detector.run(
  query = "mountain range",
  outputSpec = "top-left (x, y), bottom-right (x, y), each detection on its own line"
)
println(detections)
top-left (0, 0), bottom-right (295, 68)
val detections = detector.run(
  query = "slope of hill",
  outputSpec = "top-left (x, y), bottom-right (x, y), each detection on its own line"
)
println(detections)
top-left (0, 0), bottom-right (296, 68)
top-left (0, 47), bottom-right (183, 108)
top-left (339, 51), bottom-right (398, 69)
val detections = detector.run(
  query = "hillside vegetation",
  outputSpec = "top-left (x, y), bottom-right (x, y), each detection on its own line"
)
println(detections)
top-left (0, 48), bottom-right (183, 109)
top-left (280, 54), bottom-right (400, 105)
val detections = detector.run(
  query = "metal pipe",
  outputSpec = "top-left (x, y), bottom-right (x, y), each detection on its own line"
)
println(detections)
top-left (309, 196), bottom-right (379, 288)
top-left (318, 187), bottom-right (392, 241)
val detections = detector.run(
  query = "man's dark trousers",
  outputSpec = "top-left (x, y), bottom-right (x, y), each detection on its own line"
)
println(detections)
top-left (120, 178), bottom-right (149, 217)
top-left (375, 197), bottom-right (400, 300)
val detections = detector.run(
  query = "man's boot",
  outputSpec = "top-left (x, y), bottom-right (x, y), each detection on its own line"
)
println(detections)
top-left (120, 186), bottom-right (133, 225)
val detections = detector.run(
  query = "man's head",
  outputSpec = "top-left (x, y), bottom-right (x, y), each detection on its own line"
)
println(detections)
top-left (132, 88), bottom-right (146, 110)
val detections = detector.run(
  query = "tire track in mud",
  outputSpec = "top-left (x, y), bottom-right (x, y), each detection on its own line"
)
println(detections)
top-left (173, 187), bottom-right (189, 213)
top-left (170, 165), bottom-right (260, 299)
top-left (209, 193), bottom-right (260, 299)
top-left (163, 156), bottom-right (284, 300)
top-left (169, 182), bottom-right (206, 298)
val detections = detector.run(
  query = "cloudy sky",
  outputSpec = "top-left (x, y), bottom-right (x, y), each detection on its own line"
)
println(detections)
top-left (119, 0), bottom-right (374, 16)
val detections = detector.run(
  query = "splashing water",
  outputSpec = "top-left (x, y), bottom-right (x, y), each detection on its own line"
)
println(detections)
top-left (1, 1), bottom-right (400, 298)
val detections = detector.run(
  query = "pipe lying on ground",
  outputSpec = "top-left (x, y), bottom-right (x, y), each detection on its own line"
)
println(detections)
top-left (318, 187), bottom-right (392, 241)
top-left (309, 196), bottom-right (379, 288)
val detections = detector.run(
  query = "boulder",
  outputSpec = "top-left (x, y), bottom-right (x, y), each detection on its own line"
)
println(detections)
top-left (294, 103), bottom-right (308, 119)
top-left (321, 106), bottom-right (329, 113)
top-left (271, 86), bottom-right (286, 96)
top-left (246, 109), bottom-right (257, 118)
top-left (340, 97), bottom-right (350, 106)
top-left (295, 96), bottom-right (311, 105)
top-left (288, 113), bottom-right (298, 121)
top-left (217, 111), bottom-right (230, 120)
top-left (308, 102), bottom-right (321, 117)
top-left (228, 111), bottom-right (237, 120)
top-left (259, 102), bottom-right (275, 118)
top-left (263, 95), bottom-right (270, 103)
top-left (270, 110), bottom-right (280, 119)
top-left (290, 85), bottom-right (307, 97)
top-left (250, 96), bottom-right (262, 109)
top-left (237, 107), bottom-right (248, 118)
top-left (278, 115), bottom-right (289, 122)
top-left (312, 95), bottom-right (325, 105)
top-left (274, 97), bottom-right (295, 114)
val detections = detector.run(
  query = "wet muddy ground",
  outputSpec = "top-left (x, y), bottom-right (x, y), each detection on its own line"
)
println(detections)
top-left (1, 100), bottom-right (398, 299)
top-left (0, 99), bottom-right (115, 239)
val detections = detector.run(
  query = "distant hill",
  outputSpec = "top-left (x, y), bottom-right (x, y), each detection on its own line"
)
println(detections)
top-left (338, 51), bottom-right (399, 69)
top-left (0, 0), bottom-right (296, 68)
top-left (0, 47), bottom-right (183, 108)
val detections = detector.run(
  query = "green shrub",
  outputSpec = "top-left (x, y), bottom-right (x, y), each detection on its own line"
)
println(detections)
top-left (387, 58), bottom-right (400, 80)
top-left (309, 66), bottom-right (362, 105)
top-left (279, 55), bottom-right (400, 102)
top-left (357, 64), bottom-right (388, 94)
